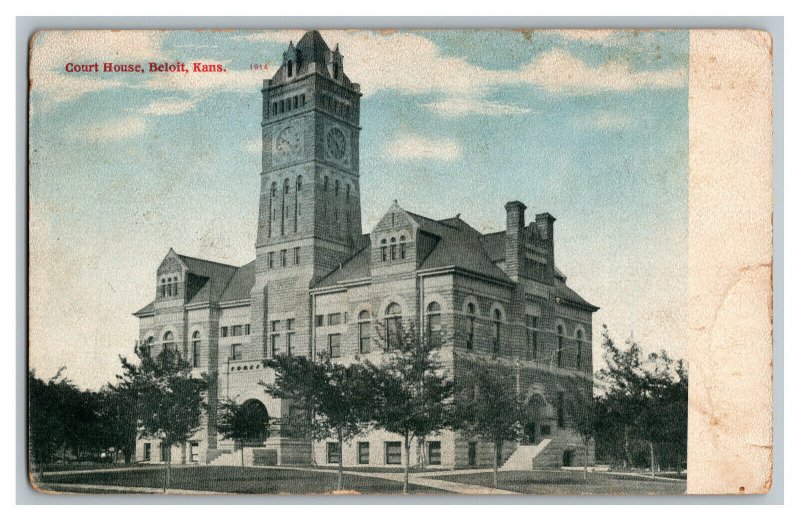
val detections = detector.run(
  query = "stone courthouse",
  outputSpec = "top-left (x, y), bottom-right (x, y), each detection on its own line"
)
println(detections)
top-left (134, 31), bottom-right (598, 470)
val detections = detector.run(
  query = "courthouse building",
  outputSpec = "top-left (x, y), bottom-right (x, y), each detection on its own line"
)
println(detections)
top-left (133, 31), bottom-right (598, 469)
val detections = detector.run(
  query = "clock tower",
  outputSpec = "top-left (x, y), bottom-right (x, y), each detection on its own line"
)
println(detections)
top-left (249, 31), bottom-right (363, 363)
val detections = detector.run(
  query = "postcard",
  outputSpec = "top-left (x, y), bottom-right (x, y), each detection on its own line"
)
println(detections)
top-left (27, 29), bottom-right (773, 496)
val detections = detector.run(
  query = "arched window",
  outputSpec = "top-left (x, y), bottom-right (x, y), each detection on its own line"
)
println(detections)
top-left (358, 310), bottom-right (371, 354)
top-left (399, 235), bottom-right (406, 259)
top-left (271, 182), bottom-right (277, 198)
top-left (385, 303), bottom-right (402, 350)
top-left (493, 309), bottom-right (502, 354)
top-left (159, 278), bottom-right (166, 298)
top-left (390, 237), bottom-right (397, 260)
top-left (426, 302), bottom-right (442, 347)
top-left (575, 329), bottom-right (583, 370)
top-left (166, 277), bottom-right (173, 297)
top-left (191, 331), bottom-right (201, 368)
top-left (143, 336), bottom-right (154, 357)
top-left (556, 325), bottom-right (564, 368)
top-left (280, 100), bottom-right (285, 113)
top-left (296, 175), bottom-right (303, 191)
top-left (287, 60), bottom-right (293, 77)
top-left (293, 95), bottom-right (298, 109)
top-left (283, 178), bottom-right (290, 194)
top-left (323, 176), bottom-right (329, 191)
top-left (272, 102), bottom-right (277, 115)
top-left (335, 180), bottom-right (340, 196)
top-left (333, 62), bottom-right (339, 79)
top-left (466, 302), bottom-right (476, 350)
top-left (162, 331), bottom-right (175, 351)
top-left (380, 239), bottom-right (387, 261)
top-left (172, 277), bottom-right (178, 297)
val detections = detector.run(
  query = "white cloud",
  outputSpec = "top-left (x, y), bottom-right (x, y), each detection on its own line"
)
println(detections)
top-left (29, 31), bottom-right (167, 114)
top-left (245, 138), bottom-right (262, 155)
top-left (140, 97), bottom-right (198, 115)
top-left (422, 97), bottom-right (531, 117)
top-left (384, 133), bottom-right (462, 162)
top-left (79, 115), bottom-right (146, 142)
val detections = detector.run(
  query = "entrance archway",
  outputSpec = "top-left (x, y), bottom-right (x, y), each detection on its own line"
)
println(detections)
top-left (523, 390), bottom-right (553, 445)
top-left (238, 399), bottom-right (270, 448)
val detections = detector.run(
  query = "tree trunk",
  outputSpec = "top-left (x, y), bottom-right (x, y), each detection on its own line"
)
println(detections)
top-left (493, 441), bottom-right (500, 488)
top-left (241, 444), bottom-right (245, 470)
top-left (648, 440), bottom-right (655, 478)
top-left (583, 440), bottom-right (589, 481)
top-left (623, 427), bottom-right (630, 469)
top-left (403, 433), bottom-right (410, 494)
top-left (336, 429), bottom-right (344, 491)
top-left (164, 447), bottom-right (171, 492)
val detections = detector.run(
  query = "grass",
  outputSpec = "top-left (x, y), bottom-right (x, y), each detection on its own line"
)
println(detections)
top-left (429, 469), bottom-right (687, 495)
top-left (34, 466), bottom-right (447, 495)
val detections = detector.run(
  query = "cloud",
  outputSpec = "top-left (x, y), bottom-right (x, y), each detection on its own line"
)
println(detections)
top-left (140, 97), bottom-right (198, 115)
top-left (29, 31), bottom-right (167, 114)
top-left (422, 97), bottom-right (531, 117)
top-left (576, 110), bottom-right (635, 131)
top-left (384, 133), bottom-right (462, 161)
top-left (245, 138), bottom-right (262, 154)
top-left (79, 115), bottom-right (146, 142)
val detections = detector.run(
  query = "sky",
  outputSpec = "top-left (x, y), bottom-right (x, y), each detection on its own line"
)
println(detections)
top-left (28, 29), bottom-right (689, 390)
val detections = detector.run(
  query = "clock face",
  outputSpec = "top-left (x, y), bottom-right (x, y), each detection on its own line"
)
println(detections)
top-left (326, 127), bottom-right (347, 160)
top-left (275, 126), bottom-right (301, 159)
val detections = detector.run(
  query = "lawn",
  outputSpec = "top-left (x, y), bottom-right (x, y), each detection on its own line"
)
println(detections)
top-left (429, 469), bottom-right (687, 495)
top-left (34, 466), bottom-right (446, 495)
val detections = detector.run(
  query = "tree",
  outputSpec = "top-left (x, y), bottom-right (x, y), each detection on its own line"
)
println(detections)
top-left (451, 366), bottom-right (524, 487)
top-left (121, 342), bottom-right (207, 490)
top-left (371, 319), bottom-right (454, 493)
top-left (595, 326), bottom-right (688, 477)
top-left (263, 354), bottom-right (378, 491)
top-left (563, 380), bottom-right (595, 481)
top-left (99, 361), bottom-right (143, 464)
top-left (216, 398), bottom-right (270, 469)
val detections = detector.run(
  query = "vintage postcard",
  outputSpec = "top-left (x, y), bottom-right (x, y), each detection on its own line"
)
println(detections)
top-left (26, 29), bottom-right (773, 496)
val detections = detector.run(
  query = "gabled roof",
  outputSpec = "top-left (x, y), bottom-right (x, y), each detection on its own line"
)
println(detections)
top-left (219, 261), bottom-right (256, 303)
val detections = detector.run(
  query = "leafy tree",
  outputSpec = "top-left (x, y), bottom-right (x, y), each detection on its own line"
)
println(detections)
top-left (99, 358), bottom-right (144, 464)
top-left (263, 354), bottom-right (378, 491)
top-left (121, 342), bottom-right (207, 490)
top-left (216, 398), bottom-right (270, 469)
top-left (451, 366), bottom-right (524, 487)
top-left (596, 326), bottom-right (687, 477)
top-left (371, 319), bottom-right (454, 493)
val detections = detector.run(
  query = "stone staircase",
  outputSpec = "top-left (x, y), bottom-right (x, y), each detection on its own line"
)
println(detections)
top-left (500, 439), bottom-right (552, 471)
top-left (500, 436), bottom-right (591, 471)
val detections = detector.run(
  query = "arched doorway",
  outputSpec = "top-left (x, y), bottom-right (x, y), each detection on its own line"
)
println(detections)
top-left (523, 391), bottom-right (552, 445)
top-left (237, 399), bottom-right (270, 448)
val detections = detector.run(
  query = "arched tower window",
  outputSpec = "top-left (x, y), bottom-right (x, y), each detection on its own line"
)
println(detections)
top-left (358, 310), bottom-right (371, 354)
top-left (380, 239), bottom-right (387, 261)
top-left (165, 277), bottom-right (173, 297)
top-left (426, 302), bottom-right (442, 347)
top-left (466, 302), bottom-right (476, 350)
top-left (493, 308), bottom-right (502, 354)
top-left (283, 178), bottom-right (290, 194)
top-left (159, 278), bottom-right (166, 298)
top-left (271, 182), bottom-right (277, 198)
top-left (191, 331), bottom-right (201, 368)
top-left (390, 237), bottom-right (397, 260)
top-left (556, 325), bottom-right (564, 368)
top-left (172, 277), bottom-right (178, 297)
top-left (287, 60), bottom-right (293, 77)
top-left (296, 175), bottom-right (302, 191)
top-left (385, 303), bottom-right (402, 350)
top-left (333, 62), bottom-right (339, 79)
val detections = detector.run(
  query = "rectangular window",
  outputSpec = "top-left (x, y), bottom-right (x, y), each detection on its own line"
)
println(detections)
top-left (245, 324), bottom-right (250, 335)
top-left (557, 392), bottom-right (565, 428)
top-left (293, 247), bottom-right (300, 265)
top-left (315, 315), bottom-right (324, 327)
top-left (144, 443), bottom-right (151, 461)
top-left (328, 333), bottom-right (341, 358)
top-left (526, 315), bottom-right (538, 361)
top-left (358, 442), bottom-right (370, 465)
top-left (192, 342), bottom-right (200, 368)
top-left (286, 319), bottom-right (295, 355)
top-left (231, 344), bottom-right (242, 361)
top-left (328, 313), bottom-right (342, 326)
top-left (428, 441), bottom-right (442, 465)
top-left (268, 252), bottom-right (274, 269)
top-left (190, 441), bottom-right (199, 463)
top-left (326, 442), bottom-right (340, 464)
top-left (466, 316), bottom-right (475, 350)
top-left (221, 326), bottom-right (228, 338)
top-left (231, 325), bottom-right (242, 337)
top-left (280, 249), bottom-right (287, 267)
top-left (359, 321), bottom-right (371, 354)
top-left (385, 442), bottom-right (402, 465)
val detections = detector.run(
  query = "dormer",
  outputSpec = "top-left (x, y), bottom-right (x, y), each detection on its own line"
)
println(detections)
top-left (370, 202), bottom-right (418, 270)
top-left (156, 248), bottom-right (187, 302)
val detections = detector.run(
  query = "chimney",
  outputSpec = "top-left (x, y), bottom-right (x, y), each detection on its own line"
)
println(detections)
top-left (504, 201), bottom-right (526, 281)
top-left (535, 212), bottom-right (557, 283)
